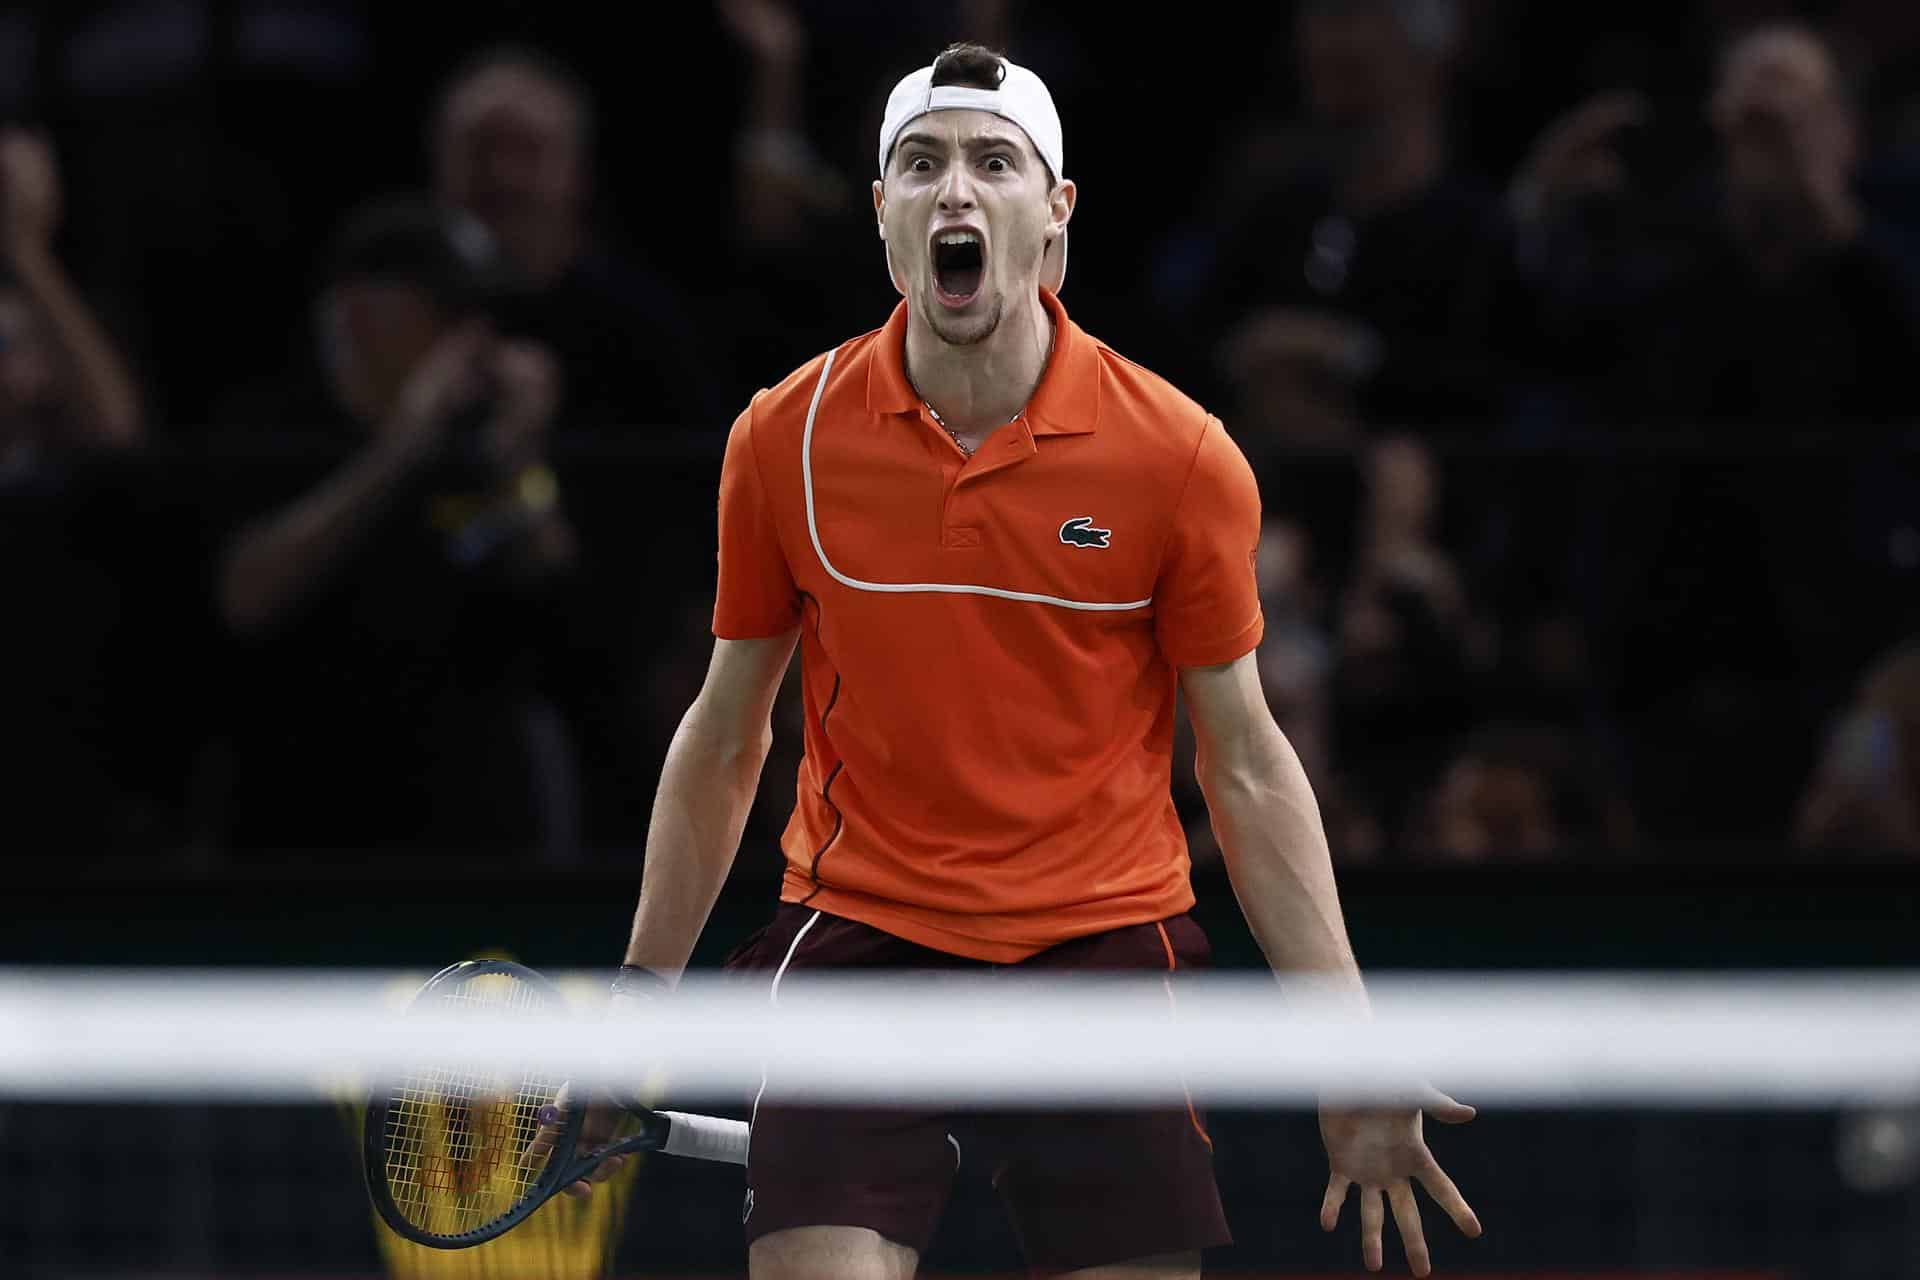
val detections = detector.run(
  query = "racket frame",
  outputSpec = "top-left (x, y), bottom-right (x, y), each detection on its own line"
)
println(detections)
top-left (361, 958), bottom-right (671, 1250)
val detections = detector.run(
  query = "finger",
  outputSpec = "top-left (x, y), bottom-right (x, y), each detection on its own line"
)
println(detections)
top-left (1389, 1182), bottom-right (1430, 1277)
top-left (562, 1179), bottom-right (592, 1199)
top-left (518, 1133), bottom-right (553, 1173)
top-left (1421, 1087), bottom-right (1477, 1124)
top-left (1320, 1174), bottom-right (1350, 1231)
top-left (589, 1154), bottom-right (626, 1183)
top-left (1415, 1155), bottom-right (1483, 1238)
top-left (517, 1104), bottom-right (563, 1173)
top-left (1360, 1185), bottom-right (1385, 1272)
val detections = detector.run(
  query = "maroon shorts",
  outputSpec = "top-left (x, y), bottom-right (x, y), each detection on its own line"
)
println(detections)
top-left (724, 904), bottom-right (1232, 1275)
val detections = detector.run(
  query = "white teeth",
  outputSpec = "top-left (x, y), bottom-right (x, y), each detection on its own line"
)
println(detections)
top-left (936, 231), bottom-right (981, 246)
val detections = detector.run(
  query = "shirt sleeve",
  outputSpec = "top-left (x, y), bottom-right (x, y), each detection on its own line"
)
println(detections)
top-left (712, 400), bottom-right (802, 639)
top-left (1154, 416), bottom-right (1265, 668)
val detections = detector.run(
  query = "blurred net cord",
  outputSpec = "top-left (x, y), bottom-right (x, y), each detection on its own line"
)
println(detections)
top-left (3, 969), bottom-right (1918, 1108)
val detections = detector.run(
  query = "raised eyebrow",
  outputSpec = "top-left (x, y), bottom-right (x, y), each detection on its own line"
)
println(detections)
top-left (894, 132), bottom-right (945, 159)
top-left (895, 130), bottom-right (1027, 159)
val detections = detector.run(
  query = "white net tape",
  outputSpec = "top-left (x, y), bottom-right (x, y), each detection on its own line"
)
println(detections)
top-left (4, 969), bottom-right (1919, 1108)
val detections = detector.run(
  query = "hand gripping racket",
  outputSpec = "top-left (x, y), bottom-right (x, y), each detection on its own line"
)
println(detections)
top-left (362, 958), bottom-right (748, 1248)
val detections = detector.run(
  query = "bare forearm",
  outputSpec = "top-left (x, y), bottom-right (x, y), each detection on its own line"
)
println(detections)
top-left (1199, 724), bottom-right (1370, 1012)
top-left (218, 438), bottom-right (417, 632)
top-left (7, 242), bottom-right (142, 446)
top-left (745, 51), bottom-right (803, 136)
top-left (623, 707), bottom-right (772, 977)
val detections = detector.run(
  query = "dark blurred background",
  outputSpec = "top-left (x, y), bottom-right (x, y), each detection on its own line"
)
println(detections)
top-left (4, 3), bottom-right (1920, 1271)
top-left (7, 0), bottom-right (1920, 879)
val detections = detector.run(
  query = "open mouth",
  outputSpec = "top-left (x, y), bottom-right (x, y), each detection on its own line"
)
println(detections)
top-left (932, 230), bottom-right (985, 306)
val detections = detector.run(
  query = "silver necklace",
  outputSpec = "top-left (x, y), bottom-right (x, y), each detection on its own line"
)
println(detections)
top-left (921, 398), bottom-right (981, 457)
top-left (911, 323), bottom-right (1055, 459)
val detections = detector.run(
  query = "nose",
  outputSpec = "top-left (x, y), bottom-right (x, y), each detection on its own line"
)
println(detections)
top-left (937, 164), bottom-right (977, 213)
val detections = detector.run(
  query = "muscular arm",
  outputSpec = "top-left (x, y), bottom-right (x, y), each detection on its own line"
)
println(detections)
top-left (1181, 651), bottom-right (1368, 1012)
top-left (1185, 651), bottom-right (1480, 1271)
top-left (623, 630), bottom-right (798, 977)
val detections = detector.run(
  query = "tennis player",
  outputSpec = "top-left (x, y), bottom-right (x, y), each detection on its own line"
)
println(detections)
top-left (588, 42), bottom-right (1482, 1279)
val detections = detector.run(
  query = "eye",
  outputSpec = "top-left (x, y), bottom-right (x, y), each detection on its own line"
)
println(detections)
top-left (909, 155), bottom-right (935, 173)
top-left (984, 154), bottom-right (1012, 174)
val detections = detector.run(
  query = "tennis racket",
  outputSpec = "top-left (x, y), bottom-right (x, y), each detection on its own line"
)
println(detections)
top-left (362, 958), bottom-right (749, 1249)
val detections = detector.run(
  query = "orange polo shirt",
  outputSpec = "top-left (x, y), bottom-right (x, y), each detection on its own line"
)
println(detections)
top-left (712, 289), bottom-right (1264, 962)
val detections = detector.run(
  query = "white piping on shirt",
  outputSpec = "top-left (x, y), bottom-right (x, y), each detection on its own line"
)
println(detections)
top-left (800, 348), bottom-right (1154, 612)
top-left (747, 908), bottom-right (823, 1164)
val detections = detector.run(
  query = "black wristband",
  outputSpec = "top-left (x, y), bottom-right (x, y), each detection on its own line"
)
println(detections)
top-left (610, 964), bottom-right (672, 998)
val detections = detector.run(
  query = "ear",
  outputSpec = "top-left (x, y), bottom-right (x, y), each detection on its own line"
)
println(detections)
top-left (875, 178), bottom-right (907, 296)
top-left (1048, 177), bottom-right (1077, 243)
top-left (1041, 179), bottom-right (1076, 293)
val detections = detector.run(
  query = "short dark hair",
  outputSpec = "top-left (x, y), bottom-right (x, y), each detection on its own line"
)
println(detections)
top-left (323, 196), bottom-right (512, 313)
top-left (930, 42), bottom-right (1007, 91)
top-left (923, 42), bottom-right (1055, 184)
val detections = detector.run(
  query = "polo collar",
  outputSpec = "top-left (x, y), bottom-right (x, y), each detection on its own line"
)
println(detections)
top-left (865, 288), bottom-right (1101, 435)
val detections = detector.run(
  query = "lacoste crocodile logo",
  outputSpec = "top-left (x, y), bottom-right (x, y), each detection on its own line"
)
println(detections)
top-left (1058, 516), bottom-right (1112, 549)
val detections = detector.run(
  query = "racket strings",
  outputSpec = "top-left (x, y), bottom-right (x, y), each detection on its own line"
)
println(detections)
top-left (380, 973), bottom-right (568, 1235)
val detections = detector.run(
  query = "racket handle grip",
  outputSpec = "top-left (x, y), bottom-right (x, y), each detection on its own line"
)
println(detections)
top-left (657, 1111), bottom-right (751, 1165)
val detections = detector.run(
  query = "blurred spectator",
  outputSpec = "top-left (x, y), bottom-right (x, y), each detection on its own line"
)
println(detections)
top-left (2, 126), bottom-right (168, 856)
top-left (1255, 519), bottom-right (1335, 788)
top-left (711, 0), bottom-right (872, 388)
top-left (429, 45), bottom-right (727, 432)
top-left (1507, 23), bottom-right (1920, 847)
top-left (1403, 720), bottom-right (1628, 862)
top-left (209, 196), bottom-right (613, 862)
top-left (0, 128), bottom-right (144, 471)
top-left (1500, 87), bottom-right (1667, 435)
top-left (1330, 435), bottom-right (1491, 847)
top-left (1651, 21), bottom-right (1919, 425)
top-left (13, 2), bottom-right (381, 429)
top-left (1251, 516), bottom-right (1395, 864)
top-left (1412, 725), bottom-right (1568, 862)
top-left (719, 0), bottom-right (855, 254)
top-left (1515, 22), bottom-right (1920, 429)
top-left (1159, 0), bottom-right (1514, 442)
top-left (1794, 642), bottom-right (1920, 857)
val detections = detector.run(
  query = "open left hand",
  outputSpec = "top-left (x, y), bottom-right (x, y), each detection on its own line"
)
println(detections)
top-left (1319, 1085), bottom-right (1481, 1275)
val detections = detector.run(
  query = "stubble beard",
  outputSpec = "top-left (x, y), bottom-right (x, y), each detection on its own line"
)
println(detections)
top-left (925, 285), bottom-right (1002, 347)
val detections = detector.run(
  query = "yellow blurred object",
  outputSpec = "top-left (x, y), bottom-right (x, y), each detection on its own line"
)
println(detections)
top-left (340, 950), bottom-right (640, 1280)
top-left (354, 1107), bottom-right (640, 1280)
